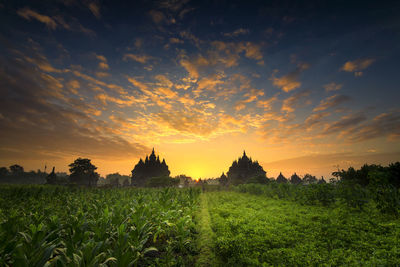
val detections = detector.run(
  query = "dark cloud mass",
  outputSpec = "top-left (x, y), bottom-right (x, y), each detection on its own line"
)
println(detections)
top-left (0, 54), bottom-right (148, 161)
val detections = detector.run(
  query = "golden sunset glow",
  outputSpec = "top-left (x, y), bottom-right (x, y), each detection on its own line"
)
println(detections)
top-left (0, 0), bottom-right (399, 180)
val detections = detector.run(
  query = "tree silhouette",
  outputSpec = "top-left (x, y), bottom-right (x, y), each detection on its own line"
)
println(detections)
top-left (227, 151), bottom-right (266, 185)
top-left (303, 173), bottom-right (317, 184)
top-left (69, 158), bottom-right (99, 187)
top-left (106, 173), bottom-right (130, 187)
top-left (318, 176), bottom-right (327, 184)
top-left (131, 148), bottom-right (171, 186)
top-left (0, 167), bottom-right (9, 177)
top-left (9, 164), bottom-right (24, 175)
top-left (46, 167), bottom-right (57, 185)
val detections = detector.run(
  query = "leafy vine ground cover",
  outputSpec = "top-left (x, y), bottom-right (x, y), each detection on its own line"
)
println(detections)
top-left (0, 185), bottom-right (200, 266)
top-left (206, 191), bottom-right (400, 266)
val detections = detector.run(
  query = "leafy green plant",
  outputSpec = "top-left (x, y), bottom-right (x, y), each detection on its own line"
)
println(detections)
top-left (0, 185), bottom-right (200, 266)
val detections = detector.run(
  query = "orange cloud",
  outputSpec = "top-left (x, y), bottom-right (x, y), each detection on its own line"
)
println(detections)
top-left (180, 59), bottom-right (199, 79)
top-left (341, 58), bottom-right (375, 76)
top-left (313, 94), bottom-right (351, 112)
top-left (324, 82), bottom-right (343, 92)
top-left (234, 89), bottom-right (264, 111)
top-left (17, 8), bottom-right (57, 29)
top-left (88, 2), bottom-right (101, 18)
top-left (17, 7), bottom-right (95, 35)
top-left (281, 90), bottom-right (311, 113)
top-left (271, 63), bottom-right (309, 92)
top-left (123, 54), bottom-right (150, 64)
top-left (223, 28), bottom-right (249, 37)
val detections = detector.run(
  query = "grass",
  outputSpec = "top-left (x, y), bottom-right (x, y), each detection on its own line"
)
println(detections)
top-left (206, 191), bottom-right (400, 266)
top-left (195, 193), bottom-right (216, 267)
top-left (1, 185), bottom-right (399, 266)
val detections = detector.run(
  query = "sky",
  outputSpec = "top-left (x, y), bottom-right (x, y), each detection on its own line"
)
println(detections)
top-left (0, 0), bottom-right (399, 179)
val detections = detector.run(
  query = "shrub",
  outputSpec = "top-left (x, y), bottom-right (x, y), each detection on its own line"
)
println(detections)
top-left (145, 176), bottom-right (179, 187)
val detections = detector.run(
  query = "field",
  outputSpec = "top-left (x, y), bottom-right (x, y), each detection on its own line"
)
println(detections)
top-left (206, 191), bottom-right (400, 266)
top-left (0, 186), bottom-right (200, 266)
top-left (1, 185), bottom-right (400, 266)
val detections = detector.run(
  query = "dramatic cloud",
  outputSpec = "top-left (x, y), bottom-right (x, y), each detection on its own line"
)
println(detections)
top-left (344, 111), bottom-right (400, 142)
top-left (341, 58), bottom-right (375, 76)
top-left (0, 56), bottom-right (148, 161)
top-left (313, 94), bottom-right (351, 112)
top-left (3, 1), bottom-right (399, 177)
top-left (322, 113), bottom-right (367, 135)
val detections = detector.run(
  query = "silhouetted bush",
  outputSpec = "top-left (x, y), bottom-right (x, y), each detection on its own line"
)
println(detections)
top-left (145, 176), bottom-right (179, 188)
top-left (337, 181), bottom-right (369, 210)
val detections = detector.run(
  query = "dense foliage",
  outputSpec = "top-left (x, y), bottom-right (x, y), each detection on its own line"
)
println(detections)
top-left (0, 186), bottom-right (200, 266)
top-left (69, 158), bottom-right (100, 187)
top-left (207, 191), bottom-right (400, 266)
top-left (0, 165), bottom-right (47, 184)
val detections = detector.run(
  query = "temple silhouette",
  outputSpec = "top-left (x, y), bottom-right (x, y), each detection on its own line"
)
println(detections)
top-left (131, 148), bottom-right (170, 186)
top-left (227, 151), bottom-right (266, 184)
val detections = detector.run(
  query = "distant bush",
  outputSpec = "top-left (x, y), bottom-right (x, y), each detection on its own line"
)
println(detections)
top-left (145, 176), bottom-right (179, 188)
top-left (368, 170), bottom-right (400, 215)
top-left (246, 175), bottom-right (270, 185)
top-left (300, 184), bottom-right (336, 207)
top-left (336, 181), bottom-right (369, 210)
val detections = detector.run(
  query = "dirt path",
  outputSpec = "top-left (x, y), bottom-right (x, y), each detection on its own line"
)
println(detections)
top-left (195, 193), bottom-right (216, 267)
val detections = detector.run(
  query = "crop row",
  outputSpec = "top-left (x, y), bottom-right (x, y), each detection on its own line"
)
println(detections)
top-left (0, 185), bottom-right (200, 266)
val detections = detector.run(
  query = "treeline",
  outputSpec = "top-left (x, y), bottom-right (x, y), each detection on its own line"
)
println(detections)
top-left (0, 165), bottom-right (49, 184)
top-left (235, 162), bottom-right (400, 216)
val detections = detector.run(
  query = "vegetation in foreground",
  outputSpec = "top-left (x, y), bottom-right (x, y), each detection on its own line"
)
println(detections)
top-left (207, 191), bottom-right (400, 266)
top-left (0, 186), bottom-right (200, 266)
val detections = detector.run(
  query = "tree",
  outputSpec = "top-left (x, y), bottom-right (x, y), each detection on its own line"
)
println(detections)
top-left (303, 173), bottom-right (317, 185)
top-left (175, 174), bottom-right (192, 187)
top-left (69, 158), bottom-right (99, 187)
top-left (247, 175), bottom-right (270, 184)
top-left (122, 179), bottom-right (130, 187)
top-left (227, 151), bottom-right (266, 185)
top-left (105, 173), bottom-right (131, 187)
top-left (0, 167), bottom-right (9, 177)
top-left (9, 164), bottom-right (24, 175)
top-left (131, 148), bottom-right (171, 186)
top-left (46, 167), bottom-right (57, 185)
top-left (318, 176), bottom-right (327, 184)
top-left (290, 173), bottom-right (302, 185)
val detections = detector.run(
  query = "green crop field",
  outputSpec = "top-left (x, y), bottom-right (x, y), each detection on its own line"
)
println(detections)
top-left (1, 185), bottom-right (399, 266)
top-left (207, 191), bottom-right (400, 266)
top-left (0, 186), bottom-right (200, 266)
